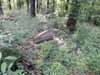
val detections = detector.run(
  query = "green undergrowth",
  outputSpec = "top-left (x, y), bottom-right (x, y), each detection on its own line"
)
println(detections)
top-left (0, 15), bottom-right (100, 75)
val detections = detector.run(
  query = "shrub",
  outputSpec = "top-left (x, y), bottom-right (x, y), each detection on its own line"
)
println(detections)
top-left (0, 48), bottom-right (24, 75)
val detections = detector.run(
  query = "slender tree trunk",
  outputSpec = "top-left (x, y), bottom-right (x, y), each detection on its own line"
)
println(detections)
top-left (37, 0), bottom-right (42, 13)
top-left (0, 0), bottom-right (3, 16)
top-left (36, 0), bottom-right (41, 13)
top-left (12, 0), bottom-right (16, 9)
top-left (17, 0), bottom-right (22, 9)
top-left (30, 0), bottom-right (36, 17)
top-left (26, 0), bottom-right (29, 12)
top-left (8, 0), bottom-right (12, 10)
top-left (66, 0), bottom-right (80, 33)
top-left (47, 0), bottom-right (49, 9)
top-left (39, 0), bottom-right (42, 13)
top-left (37, 0), bottom-right (39, 13)
top-left (52, 0), bottom-right (55, 12)
top-left (65, 0), bottom-right (69, 11)
top-left (47, 0), bottom-right (49, 14)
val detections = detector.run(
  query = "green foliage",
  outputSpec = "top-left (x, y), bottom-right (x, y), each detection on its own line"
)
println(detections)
top-left (75, 23), bottom-right (100, 72)
top-left (0, 48), bottom-right (21, 57)
top-left (0, 29), bottom-right (14, 47)
top-left (38, 42), bottom-right (58, 59)
top-left (47, 16), bottom-right (68, 32)
top-left (0, 15), bottom-right (41, 44)
top-left (0, 48), bottom-right (24, 75)
top-left (41, 62), bottom-right (69, 75)
top-left (91, 16), bottom-right (100, 26)
top-left (0, 1), bottom-right (100, 74)
top-left (31, 41), bottom-right (58, 66)
top-left (56, 0), bottom-right (67, 16)
top-left (79, 0), bottom-right (100, 23)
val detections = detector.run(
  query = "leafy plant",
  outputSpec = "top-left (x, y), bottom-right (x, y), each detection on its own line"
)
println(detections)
top-left (0, 48), bottom-right (24, 75)
top-left (41, 62), bottom-right (69, 75)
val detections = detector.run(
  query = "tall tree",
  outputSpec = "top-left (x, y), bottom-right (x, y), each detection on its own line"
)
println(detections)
top-left (26, 0), bottom-right (29, 12)
top-left (37, 0), bottom-right (39, 13)
top-left (37, 0), bottom-right (42, 13)
top-left (65, 0), bottom-right (69, 12)
top-left (36, 0), bottom-right (42, 13)
top-left (47, 0), bottom-right (50, 14)
top-left (0, 0), bottom-right (3, 16)
top-left (30, 0), bottom-right (36, 17)
top-left (52, 0), bottom-right (55, 12)
top-left (17, 0), bottom-right (23, 9)
top-left (8, 0), bottom-right (12, 10)
top-left (66, 0), bottom-right (80, 33)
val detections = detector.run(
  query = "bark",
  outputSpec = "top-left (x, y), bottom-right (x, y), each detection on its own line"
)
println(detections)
top-left (37, 0), bottom-right (39, 13)
top-left (8, 0), bottom-right (12, 10)
top-left (30, 0), bottom-right (36, 17)
top-left (65, 0), bottom-right (69, 11)
top-left (37, 0), bottom-right (42, 13)
top-left (26, 0), bottom-right (29, 12)
top-left (17, 0), bottom-right (23, 9)
top-left (33, 30), bottom-right (54, 44)
top-left (0, 0), bottom-right (3, 16)
top-left (52, 0), bottom-right (55, 12)
top-left (46, 0), bottom-right (49, 14)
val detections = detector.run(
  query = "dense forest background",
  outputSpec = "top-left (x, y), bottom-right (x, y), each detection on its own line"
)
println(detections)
top-left (0, 0), bottom-right (100, 75)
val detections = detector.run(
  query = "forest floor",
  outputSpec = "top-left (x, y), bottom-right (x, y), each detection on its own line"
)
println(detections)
top-left (0, 12), bottom-right (100, 75)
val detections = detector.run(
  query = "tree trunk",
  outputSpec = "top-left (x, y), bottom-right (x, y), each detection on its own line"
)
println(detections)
top-left (33, 30), bottom-right (54, 44)
top-left (37, 0), bottom-right (39, 13)
top-left (30, 0), bottom-right (36, 17)
top-left (17, 0), bottom-right (22, 9)
top-left (66, 0), bottom-right (80, 33)
top-left (47, 0), bottom-right (49, 14)
top-left (26, 0), bottom-right (29, 12)
top-left (37, 0), bottom-right (42, 13)
top-left (36, 0), bottom-right (41, 13)
top-left (0, 0), bottom-right (3, 16)
top-left (52, 0), bottom-right (55, 12)
top-left (8, 0), bottom-right (12, 10)
top-left (65, 0), bottom-right (69, 11)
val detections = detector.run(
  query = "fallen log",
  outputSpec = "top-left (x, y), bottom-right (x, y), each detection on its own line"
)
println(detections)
top-left (33, 30), bottom-right (55, 44)
top-left (19, 29), bottom-right (64, 50)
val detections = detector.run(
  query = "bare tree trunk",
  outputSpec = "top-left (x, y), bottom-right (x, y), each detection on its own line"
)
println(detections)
top-left (52, 0), bottom-right (55, 12)
top-left (65, 0), bottom-right (69, 11)
top-left (37, 0), bottom-right (39, 13)
top-left (26, 0), bottom-right (29, 12)
top-left (37, 0), bottom-right (42, 13)
top-left (36, 0), bottom-right (42, 13)
top-left (30, 0), bottom-right (36, 17)
top-left (47, 0), bottom-right (49, 14)
top-left (8, 0), bottom-right (12, 10)
top-left (17, 0), bottom-right (23, 9)
top-left (0, 0), bottom-right (3, 16)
